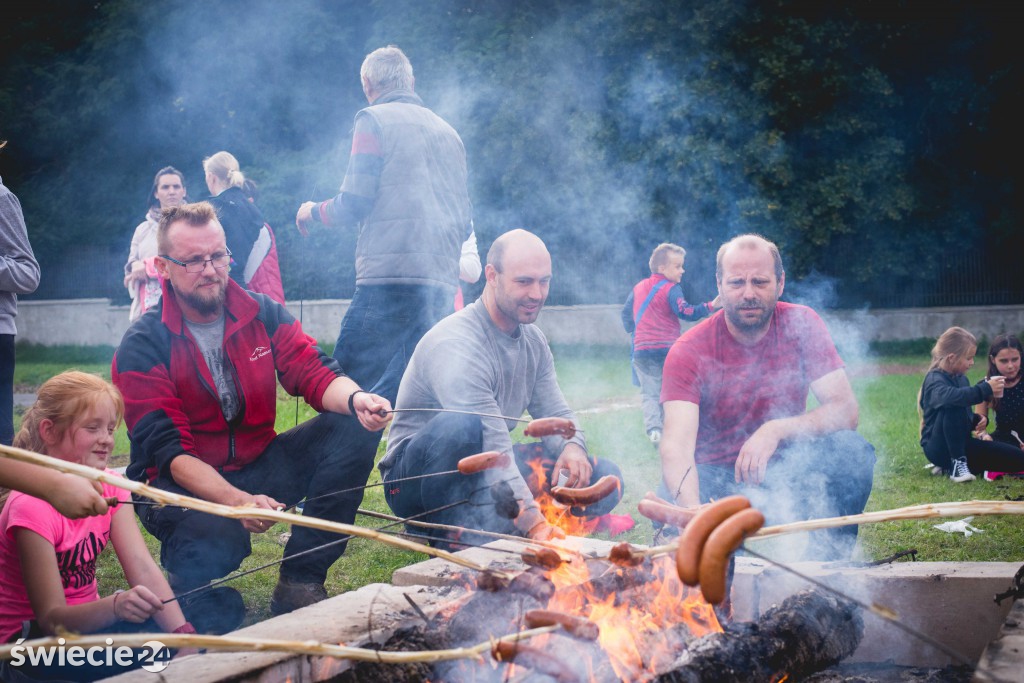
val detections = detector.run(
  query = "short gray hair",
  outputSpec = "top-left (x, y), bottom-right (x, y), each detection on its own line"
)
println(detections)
top-left (361, 46), bottom-right (414, 94)
top-left (715, 234), bottom-right (784, 282)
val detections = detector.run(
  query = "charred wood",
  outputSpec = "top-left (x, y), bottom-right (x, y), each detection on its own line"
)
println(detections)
top-left (656, 591), bottom-right (864, 683)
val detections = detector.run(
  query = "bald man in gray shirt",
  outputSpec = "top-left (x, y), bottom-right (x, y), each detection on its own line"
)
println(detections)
top-left (380, 229), bottom-right (622, 545)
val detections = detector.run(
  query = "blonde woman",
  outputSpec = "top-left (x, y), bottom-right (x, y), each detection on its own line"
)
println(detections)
top-left (203, 152), bottom-right (284, 302)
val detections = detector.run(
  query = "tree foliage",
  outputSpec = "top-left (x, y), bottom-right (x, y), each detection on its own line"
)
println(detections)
top-left (0, 0), bottom-right (1018, 306)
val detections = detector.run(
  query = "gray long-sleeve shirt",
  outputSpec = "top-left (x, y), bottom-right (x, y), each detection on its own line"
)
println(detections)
top-left (380, 300), bottom-right (586, 515)
top-left (0, 178), bottom-right (40, 335)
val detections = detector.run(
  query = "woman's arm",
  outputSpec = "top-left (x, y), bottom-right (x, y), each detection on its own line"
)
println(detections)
top-left (0, 463), bottom-right (109, 518)
top-left (110, 505), bottom-right (188, 632)
top-left (16, 528), bottom-right (120, 634)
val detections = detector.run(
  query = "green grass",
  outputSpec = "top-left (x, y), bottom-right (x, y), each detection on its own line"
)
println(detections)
top-left (11, 343), bottom-right (1024, 628)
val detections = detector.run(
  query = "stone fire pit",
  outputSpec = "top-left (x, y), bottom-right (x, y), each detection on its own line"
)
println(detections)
top-left (103, 537), bottom-right (1023, 682)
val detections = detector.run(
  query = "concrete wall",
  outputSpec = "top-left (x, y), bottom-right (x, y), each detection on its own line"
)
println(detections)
top-left (14, 298), bottom-right (1024, 348)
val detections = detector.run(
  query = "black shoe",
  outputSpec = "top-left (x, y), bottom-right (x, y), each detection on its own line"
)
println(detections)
top-left (270, 577), bottom-right (328, 616)
top-left (179, 586), bottom-right (246, 634)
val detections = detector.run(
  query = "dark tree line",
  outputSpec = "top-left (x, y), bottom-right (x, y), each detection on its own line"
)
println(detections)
top-left (0, 0), bottom-right (1019, 307)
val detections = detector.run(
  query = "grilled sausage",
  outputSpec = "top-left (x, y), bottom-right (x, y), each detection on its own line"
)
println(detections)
top-left (550, 475), bottom-right (621, 506)
top-left (608, 542), bottom-right (645, 567)
top-left (476, 570), bottom-right (511, 592)
top-left (675, 495), bottom-right (751, 586)
top-left (697, 507), bottom-right (765, 604)
top-left (524, 417), bottom-right (576, 439)
top-left (524, 609), bottom-right (600, 640)
top-left (457, 451), bottom-right (511, 474)
top-left (637, 497), bottom-right (700, 528)
top-left (521, 547), bottom-right (564, 570)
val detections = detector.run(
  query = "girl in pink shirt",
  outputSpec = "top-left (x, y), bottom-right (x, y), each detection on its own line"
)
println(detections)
top-left (0, 372), bottom-right (192, 680)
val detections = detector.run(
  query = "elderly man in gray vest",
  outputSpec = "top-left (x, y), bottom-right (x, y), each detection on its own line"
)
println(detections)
top-left (296, 45), bottom-right (473, 405)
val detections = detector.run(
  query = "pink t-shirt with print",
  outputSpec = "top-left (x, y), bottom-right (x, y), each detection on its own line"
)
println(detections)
top-left (0, 473), bottom-right (130, 641)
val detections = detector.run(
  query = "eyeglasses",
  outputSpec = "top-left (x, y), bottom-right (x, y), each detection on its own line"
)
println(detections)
top-left (160, 250), bottom-right (232, 274)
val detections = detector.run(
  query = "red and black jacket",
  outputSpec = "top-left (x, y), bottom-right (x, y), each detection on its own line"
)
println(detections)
top-left (112, 279), bottom-right (342, 483)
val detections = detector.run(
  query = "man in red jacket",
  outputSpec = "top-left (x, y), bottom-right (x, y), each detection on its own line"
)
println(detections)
top-left (112, 202), bottom-right (391, 629)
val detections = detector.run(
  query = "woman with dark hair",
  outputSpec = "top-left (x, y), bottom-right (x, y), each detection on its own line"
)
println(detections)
top-left (124, 166), bottom-right (186, 321)
top-left (976, 334), bottom-right (1024, 451)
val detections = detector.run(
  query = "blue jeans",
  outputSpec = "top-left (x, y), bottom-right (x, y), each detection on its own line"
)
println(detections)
top-left (384, 413), bottom-right (624, 544)
top-left (659, 430), bottom-right (876, 560)
top-left (633, 352), bottom-right (668, 434)
top-left (137, 412), bottom-right (379, 586)
top-left (0, 335), bottom-right (14, 446)
top-left (333, 284), bottom-right (454, 406)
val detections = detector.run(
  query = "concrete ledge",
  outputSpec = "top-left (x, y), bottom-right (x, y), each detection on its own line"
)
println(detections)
top-left (15, 299), bottom-right (1024, 348)
top-left (103, 582), bottom-right (460, 683)
top-left (746, 559), bottom-right (1019, 667)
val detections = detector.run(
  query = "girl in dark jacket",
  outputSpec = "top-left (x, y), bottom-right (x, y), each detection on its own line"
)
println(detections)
top-left (918, 327), bottom-right (1024, 482)
top-left (975, 334), bottom-right (1024, 453)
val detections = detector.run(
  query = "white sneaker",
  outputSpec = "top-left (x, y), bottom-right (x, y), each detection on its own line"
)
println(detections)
top-left (923, 462), bottom-right (943, 476)
top-left (648, 430), bottom-right (662, 444)
top-left (950, 458), bottom-right (976, 483)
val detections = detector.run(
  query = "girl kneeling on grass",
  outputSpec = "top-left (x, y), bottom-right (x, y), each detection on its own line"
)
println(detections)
top-left (919, 327), bottom-right (1024, 483)
top-left (0, 372), bottom-right (193, 682)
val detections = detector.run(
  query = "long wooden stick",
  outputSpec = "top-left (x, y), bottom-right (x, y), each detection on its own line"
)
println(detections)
top-left (0, 625), bottom-right (559, 663)
top-left (0, 444), bottom-right (505, 578)
top-left (632, 499), bottom-right (1024, 561)
top-left (357, 507), bottom-right (582, 555)
top-left (751, 500), bottom-right (1024, 540)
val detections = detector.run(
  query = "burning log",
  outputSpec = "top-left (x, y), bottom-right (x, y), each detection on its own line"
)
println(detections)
top-left (654, 591), bottom-right (864, 683)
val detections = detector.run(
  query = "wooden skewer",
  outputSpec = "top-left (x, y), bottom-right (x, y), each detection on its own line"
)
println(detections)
top-left (0, 444), bottom-right (507, 579)
top-left (357, 507), bottom-right (582, 555)
top-left (628, 500), bottom-right (1024, 562)
top-left (0, 625), bottom-right (560, 663)
top-left (750, 500), bottom-right (1024, 540)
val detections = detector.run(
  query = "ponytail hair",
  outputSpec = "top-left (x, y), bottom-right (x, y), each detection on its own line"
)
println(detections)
top-left (202, 151), bottom-right (246, 190)
top-left (14, 372), bottom-right (124, 455)
top-left (919, 326), bottom-right (978, 435)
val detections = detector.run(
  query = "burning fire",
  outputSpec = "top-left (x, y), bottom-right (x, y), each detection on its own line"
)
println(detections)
top-left (526, 459), bottom-right (601, 536)
top-left (521, 459), bottom-right (721, 679)
top-left (543, 548), bottom-right (721, 680)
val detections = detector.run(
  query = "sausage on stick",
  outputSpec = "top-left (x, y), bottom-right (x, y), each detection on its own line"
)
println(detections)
top-left (675, 495), bottom-right (751, 586)
top-left (697, 507), bottom-right (765, 604)
top-left (550, 475), bottom-right (621, 506)
top-left (457, 451), bottom-right (511, 474)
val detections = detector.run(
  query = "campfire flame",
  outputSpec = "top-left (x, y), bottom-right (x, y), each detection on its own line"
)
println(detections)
top-left (526, 459), bottom-right (601, 536)
top-left (519, 460), bottom-right (722, 679)
top-left (544, 546), bottom-right (721, 680)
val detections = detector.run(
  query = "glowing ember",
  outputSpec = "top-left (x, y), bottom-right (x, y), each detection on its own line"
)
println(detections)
top-left (542, 553), bottom-right (721, 680)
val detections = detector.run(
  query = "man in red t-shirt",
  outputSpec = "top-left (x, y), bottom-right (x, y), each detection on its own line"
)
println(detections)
top-left (660, 234), bottom-right (875, 559)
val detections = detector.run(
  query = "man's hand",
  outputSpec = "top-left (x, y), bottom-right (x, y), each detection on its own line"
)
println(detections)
top-left (551, 443), bottom-right (593, 488)
top-left (295, 202), bottom-right (315, 236)
top-left (527, 520), bottom-right (566, 541)
top-left (734, 422), bottom-right (782, 486)
top-left (238, 493), bottom-right (283, 534)
top-left (352, 392), bottom-right (392, 432)
top-left (48, 477), bottom-right (110, 519)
